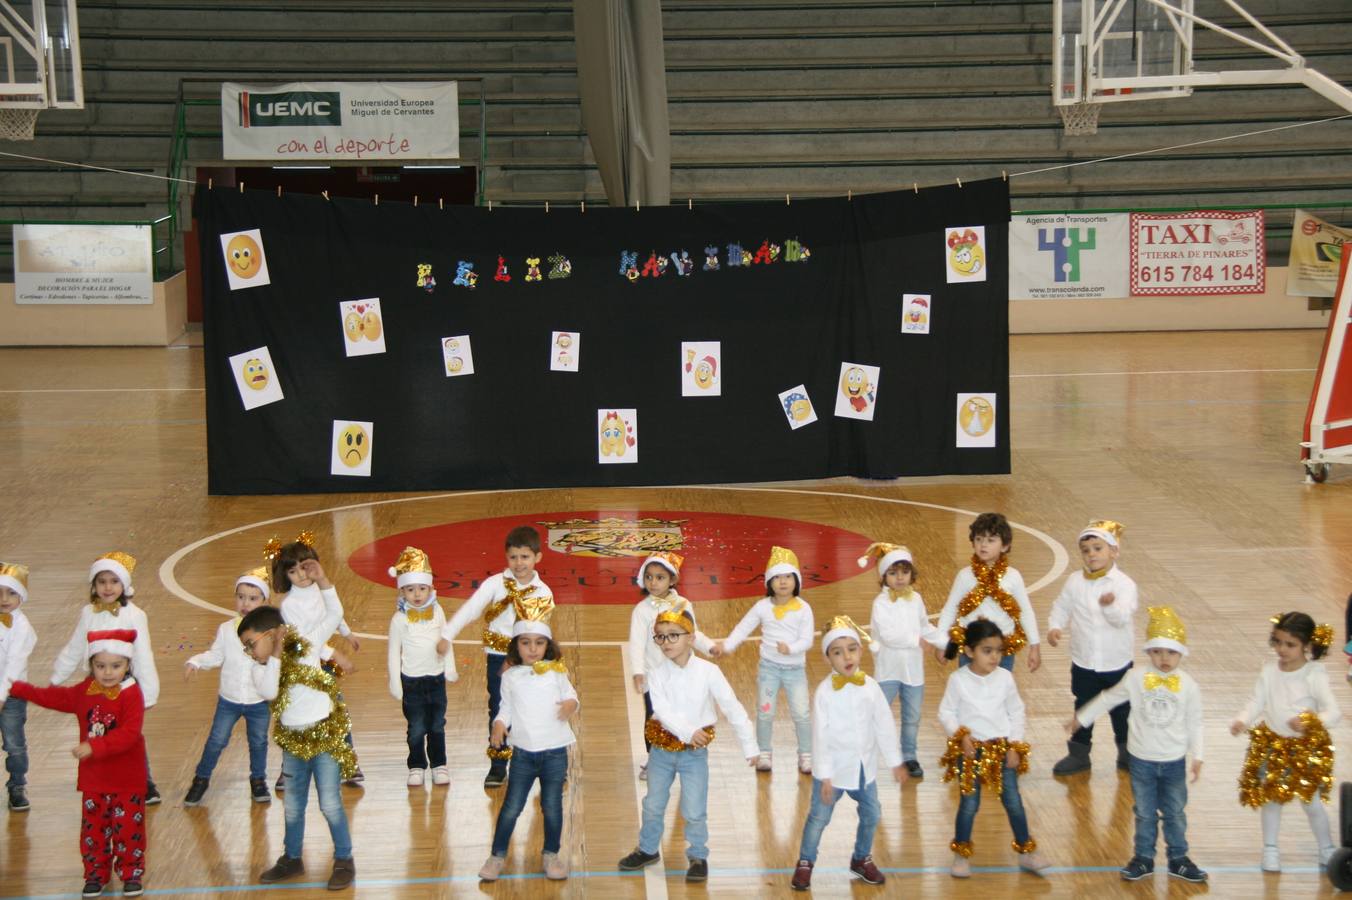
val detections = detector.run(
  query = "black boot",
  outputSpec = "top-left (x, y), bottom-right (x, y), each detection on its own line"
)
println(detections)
top-left (1116, 741), bottom-right (1131, 771)
top-left (1052, 740), bottom-right (1092, 776)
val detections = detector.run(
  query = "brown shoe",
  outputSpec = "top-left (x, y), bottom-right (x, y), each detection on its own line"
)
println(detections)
top-left (327, 858), bottom-right (355, 890)
top-left (259, 855), bottom-right (303, 883)
top-left (849, 855), bottom-right (885, 885)
top-left (791, 859), bottom-right (814, 891)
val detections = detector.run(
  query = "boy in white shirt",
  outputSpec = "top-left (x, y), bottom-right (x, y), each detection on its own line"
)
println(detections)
top-left (1047, 520), bottom-right (1139, 775)
top-left (0, 562), bottom-right (36, 812)
top-left (790, 616), bottom-right (902, 892)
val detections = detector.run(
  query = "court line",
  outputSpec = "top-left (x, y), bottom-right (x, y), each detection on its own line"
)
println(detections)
top-left (620, 648), bottom-right (668, 900)
top-left (1010, 367), bottom-right (1314, 379)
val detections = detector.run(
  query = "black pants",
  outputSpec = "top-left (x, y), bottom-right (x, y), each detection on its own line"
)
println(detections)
top-left (642, 690), bottom-right (654, 752)
top-left (486, 651), bottom-right (507, 749)
top-left (401, 673), bottom-right (447, 769)
top-left (1070, 662), bottom-right (1131, 747)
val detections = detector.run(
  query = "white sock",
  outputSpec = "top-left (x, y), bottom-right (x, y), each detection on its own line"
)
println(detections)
top-left (1303, 800), bottom-right (1334, 850)
top-left (1262, 802), bottom-right (1282, 847)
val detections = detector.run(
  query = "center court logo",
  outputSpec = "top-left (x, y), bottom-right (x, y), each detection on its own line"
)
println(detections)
top-left (238, 90), bottom-right (342, 127)
top-left (1036, 226), bottom-right (1096, 283)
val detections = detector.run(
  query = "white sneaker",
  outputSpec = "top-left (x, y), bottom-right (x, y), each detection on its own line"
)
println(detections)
top-left (407, 768), bottom-right (425, 787)
top-left (543, 851), bottom-right (569, 880)
top-left (430, 766), bottom-right (451, 785)
top-left (638, 764), bottom-right (648, 781)
top-left (1019, 851), bottom-right (1050, 876)
top-left (755, 752), bottom-right (773, 772)
top-left (950, 854), bottom-right (971, 878)
top-left (1261, 845), bottom-right (1280, 872)
top-left (478, 855), bottom-right (505, 881)
top-left (797, 753), bottom-right (812, 774)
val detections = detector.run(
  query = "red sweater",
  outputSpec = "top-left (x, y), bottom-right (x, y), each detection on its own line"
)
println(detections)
top-left (11, 676), bottom-right (147, 793)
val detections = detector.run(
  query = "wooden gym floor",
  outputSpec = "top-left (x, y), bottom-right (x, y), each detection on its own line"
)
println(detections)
top-left (1, 328), bottom-right (1350, 899)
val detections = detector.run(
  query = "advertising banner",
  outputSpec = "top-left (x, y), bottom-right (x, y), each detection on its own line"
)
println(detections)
top-left (1287, 209), bottom-right (1350, 297)
top-left (1129, 210), bottom-right (1265, 296)
top-left (13, 224), bottom-right (153, 304)
top-left (1009, 212), bottom-right (1129, 299)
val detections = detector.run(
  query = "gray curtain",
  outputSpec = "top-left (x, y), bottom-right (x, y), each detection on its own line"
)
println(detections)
top-left (572, 0), bottom-right (671, 206)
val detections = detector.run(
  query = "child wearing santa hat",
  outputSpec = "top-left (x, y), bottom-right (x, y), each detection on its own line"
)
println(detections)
top-left (0, 561), bottom-right (36, 812)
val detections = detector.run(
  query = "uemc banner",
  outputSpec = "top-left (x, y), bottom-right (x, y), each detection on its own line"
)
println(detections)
top-left (1287, 209), bottom-right (1350, 297)
top-left (221, 82), bottom-right (459, 161)
top-left (1009, 213), bottom-right (1128, 299)
top-left (1129, 210), bottom-right (1265, 296)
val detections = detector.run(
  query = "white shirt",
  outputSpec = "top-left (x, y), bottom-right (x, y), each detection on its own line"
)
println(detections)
top-left (1077, 665), bottom-right (1203, 762)
top-left (1046, 566), bottom-right (1138, 671)
top-left (721, 597), bottom-right (815, 666)
top-left (495, 664), bottom-right (579, 752)
top-left (810, 674), bottom-right (902, 789)
top-left (442, 570), bottom-right (553, 653)
top-left (1235, 660), bottom-right (1342, 738)
top-left (647, 655), bottom-right (757, 759)
top-left (938, 665), bottom-right (1026, 742)
top-left (868, 589), bottom-right (940, 686)
top-left (187, 617), bottom-right (266, 705)
top-left (266, 582), bottom-right (344, 728)
top-left (0, 609), bottom-right (37, 704)
top-left (628, 592), bottom-right (714, 678)
top-left (51, 601), bottom-right (160, 707)
top-left (935, 563), bottom-right (1040, 647)
top-left (387, 600), bottom-right (457, 699)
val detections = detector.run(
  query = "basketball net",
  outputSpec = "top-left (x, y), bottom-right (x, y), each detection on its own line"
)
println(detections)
top-left (1057, 100), bottom-right (1101, 136)
top-left (0, 107), bottom-right (40, 141)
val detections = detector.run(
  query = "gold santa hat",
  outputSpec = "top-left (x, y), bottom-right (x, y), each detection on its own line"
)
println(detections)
top-left (1078, 519), bottom-right (1125, 547)
top-left (234, 564), bottom-right (271, 600)
top-left (857, 542), bottom-right (913, 579)
top-left (1142, 606), bottom-right (1188, 656)
top-left (511, 587), bottom-right (555, 639)
top-left (639, 551), bottom-right (684, 581)
top-left (821, 613), bottom-right (879, 655)
top-left (0, 562), bottom-right (30, 604)
top-left (764, 545), bottom-right (801, 585)
top-left (388, 545), bottom-right (436, 589)
top-left (90, 551), bottom-right (137, 598)
top-left (654, 605), bottom-right (696, 633)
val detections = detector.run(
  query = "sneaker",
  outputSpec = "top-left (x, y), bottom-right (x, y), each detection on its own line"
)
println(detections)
top-left (81, 881), bottom-right (103, 898)
top-left (260, 854), bottom-right (304, 883)
top-left (755, 752), bottom-right (773, 772)
top-left (686, 858), bottom-right (708, 883)
top-left (431, 766), bottom-right (451, 786)
top-left (483, 762), bottom-right (507, 789)
top-left (144, 783), bottom-right (161, 806)
top-left (849, 855), bottom-right (885, 885)
top-left (638, 763), bottom-right (648, 781)
top-left (407, 768), bottom-right (425, 787)
top-left (1167, 856), bottom-right (1207, 883)
top-left (797, 753), bottom-right (812, 774)
top-left (250, 778), bottom-right (271, 803)
top-left (1261, 845), bottom-right (1280, 872)
top-left (342, 767), bottom-right (365, 788)
top-left (904, 760), bottom-right (924, 780)
top-left (543, 851), bottom-right (568, 880)
top-left (274, 773), bottom-right (286, 793)
top-left (1120, 856), bottom-right (1154, 880)
top-left (8, 785), bottom-right (30, 811)
top-left (478, 855), bottom-right (505, 882)
top-left (122, 882), bottom-right (143, 898)
top-left (618, 848), bottom-right (661, 870)
top-left (1019, 851), bottom-right (1050, 876)
top-left (183, 776), bottom-right (210, 807)
top-left (790, 859), bottom-right (813, 891)
top-left (327, 857), bottom-right (355, 890)
top-left (950, 854), bottom-right (971, 878)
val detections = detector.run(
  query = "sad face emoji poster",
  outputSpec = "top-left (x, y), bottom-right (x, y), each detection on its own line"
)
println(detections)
top-left (339, 298), bottom-right (386, 357)
top-left (219, 229), bottom-right (270, 290)
top-left (227, 345), bottom-right (284, 411)
top-left (331, 420), bottom-right (374, 476)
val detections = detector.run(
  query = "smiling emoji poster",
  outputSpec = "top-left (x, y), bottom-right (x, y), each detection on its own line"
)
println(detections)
top-left (441, 334), bottom-right (474, 377)
top-left (597, 409), bottom-right (637, 465)
top-left (228, 345), bottom-right (284, 410)
top-left (219, 229), bottom-right (270, 290)
top-left (680, 341), bottom-right (721, 397)
top-left (944, 225), bottom-right (987, 283)
top-left (331, 419), bottom-right (374, 476)
top-left (339, 298), bottom-right (387, 357)
top-left (833, 361), bottom-right (880, 421)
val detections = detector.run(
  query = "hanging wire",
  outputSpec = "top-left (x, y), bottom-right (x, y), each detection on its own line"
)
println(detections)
top-left (0, 149), bottom-right (197, 183)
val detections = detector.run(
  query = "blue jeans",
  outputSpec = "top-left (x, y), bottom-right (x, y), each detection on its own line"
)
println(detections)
top-left (756, 659), bottom-right (811, 753)
top-left (194, 696), bottom-right (270, 780)
top-left (959, 652), bottom-right (1015, 672)
top-left (878, 681), bottom-right (923, 762)
top-left (491, 746), bottom-right (568, 856)
top-left (638, 746), bottom-right (710, 860)
top-left (1128, 754), bottom-right (1188, 861)
top-left (401, 674), bottom-right (447, 769)
top-left (1, 697), bottom-right (27, 787)
top-left (281, 749), bottom-right (352, 860)
top-left (953, 754), bottom-right (1030, 846)
top-left (486, 652), bottom-right (507, 742)
top-left (797, 766), bottom-right (881, 862)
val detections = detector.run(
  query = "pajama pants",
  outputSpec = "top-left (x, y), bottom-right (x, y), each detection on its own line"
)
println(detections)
top-left (81, 791), bottom-right (147, 883)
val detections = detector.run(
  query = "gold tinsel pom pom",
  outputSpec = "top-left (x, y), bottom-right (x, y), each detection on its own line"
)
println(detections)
top-left (939, 727), bottom-right (1030, 796)
top-left (1012, 838), bottom-right (1038, 854)
top-left (486, 745), bottom-right (514, 761)
top-left (949, 840), bottom-right (974, 858)
top-left (1238, 711), bottom-right (1334, 808)
top-left (262, 537), bottom-right (283, 562)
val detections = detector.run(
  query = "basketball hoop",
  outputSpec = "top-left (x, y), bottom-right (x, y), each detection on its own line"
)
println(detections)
top-left (0, 107), bottom-right (40, 142)
top-left (1057, 100), bottom-right (1101, 136)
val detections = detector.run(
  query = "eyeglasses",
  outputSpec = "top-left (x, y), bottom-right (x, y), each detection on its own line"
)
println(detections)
top-left (241, 637), bottom-right (263, 656)
top-left (652, 632), bottom-right (687, 645)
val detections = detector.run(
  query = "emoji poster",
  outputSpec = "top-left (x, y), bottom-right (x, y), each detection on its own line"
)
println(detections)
top-left (340, 298), bottom-right (386, 357)
top-left (219, 228), bottom-right (270, 290)
top-left (228, 345), bottom-right (284, 411)
top-left (681, 342), bottom-right (721, 397)
top-left (778, 385), bottom-right (817, 430)
top-left (834, 362), bottom-right (880, 421)
top-left (945, 225), bottom-right (987, 283)
top-left (597, 409), bottom-right (638, 464)
top-left (331, 419), bottom-right (374, 476)
top-left (551, 331), bottom-right (580, 372)
top-left (441, 334), bottom-right (474, 376)
top-left (955, 393), bottom-right (997, 448)
top-left (901, 293), bottom-right (931, 334)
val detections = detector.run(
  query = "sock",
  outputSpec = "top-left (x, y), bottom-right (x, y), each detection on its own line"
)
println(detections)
top-left (1262, 802), bottom-right (1281, 847)
top-left (1303, 800), bottom-right (1334, 851)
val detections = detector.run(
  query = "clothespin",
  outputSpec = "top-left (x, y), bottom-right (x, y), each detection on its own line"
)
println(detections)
top-left (276, 185), bottom-right (282, 197)
top-left (637, 200), bottom-right (641, 212)
top-left (545, 201), bottom-right (550, 213)
top-left (847, 189), bottom-right (852, 201)
top-left (374, 194), bottom-right (379, 206)
top-left (786, 194), bottom-right (790, 205)
top-left (688, 198), bottom-right (692, 210)
top-left (207, 178), bottom-right (213, 190)
top-left (488, 199), bottom-right (493, 211)
top-left (1002, 170), bottom-right (1007, 182)
top-left (321, 190), bottom-right (329, 201)
top-left (581, 200), bottom-right (586, 213)
top-left (439, 198), bottom-right (443, 210)
top-left (239, 181), bottom-right (245, 193)
top-left (413, 195), bottom-right (418, 207)
top-left (913, 183), bottom-right (918, 194)
top-left (956, 177), bottom-right (962, 188)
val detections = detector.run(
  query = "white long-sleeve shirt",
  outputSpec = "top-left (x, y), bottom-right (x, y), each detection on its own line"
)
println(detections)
top-left (868, 589), bottom-right (940, 686)
top-left (1046, 566), bottom-right (1138, 671)
top-left (1234, 660), bottom-right (1342, 738)
top-left (628, 592), bottom-right (714, 678)
top-left (1077, 665), bottom-right (1203, 762)
top-left (647, 655), bottom-right (757, 759)
top-left (721, 597), bottom-right (815, 666)
top-left (495, 664), bottom-right (579, 752)
top-left (938, 665), bottom-right (1026, 742)
top-left (0, 609), bottom-right (37, 704)
top-left (51, 601), bottom-right (160, 708)
top-left (810, 674), bottom-right (902, 789)
top-left (442, 570), bottom-right (552, 654)
top-left (387, 600), bottom-right (455, 699)
top-left (934, 563), bottom-right (1040, 647)
top-left (187, 617), bottom-right (266, 705)
top-left (263, 582), bottom-right (344, 728)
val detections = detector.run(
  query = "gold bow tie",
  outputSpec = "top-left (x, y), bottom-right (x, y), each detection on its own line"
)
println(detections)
top-left (888, 588), bottom-right (914, 602)
top-left (1084, 566), bottom-right (1110, 581)
top-left (532, 659), bottom-right (567, 675)
top-left (1144, 672), bottom-right (1180, 692)
top-left (0, 612), bottom-right (11, 629)
top-left (771, 598), bottom-right (803, 620)
top-left (831, 672), bottom-right (866, 691)
top-left (91, 600), bottom-right (120, 616)
top-left (85, 681), bottom-right (122, 700)
top-left (406, 605), bottom-right (435, 624)
top-left (648, 594), bottom-right (678, 610)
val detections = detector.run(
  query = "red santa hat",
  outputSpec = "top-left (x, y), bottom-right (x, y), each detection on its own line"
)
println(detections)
top-left (88, 628), bottom-right (137, 659)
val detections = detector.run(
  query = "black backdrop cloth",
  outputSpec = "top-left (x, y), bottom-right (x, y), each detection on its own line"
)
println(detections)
top-left (197, 181), bottom-right (1010, 495)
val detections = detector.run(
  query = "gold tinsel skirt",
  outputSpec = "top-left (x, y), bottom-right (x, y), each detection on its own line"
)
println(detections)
top-left (1238, 712), bottom-right (1334, 808)
top-left (939, 727), bottom-right (1030, 797)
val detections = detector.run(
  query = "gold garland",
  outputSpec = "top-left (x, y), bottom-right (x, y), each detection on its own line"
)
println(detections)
top-left (271, 630), bottom-right (359, 779)
top-left (482, 629), bottom-right (511, 653)
top-left (1238, 711), bottom-right (1334, 807)
top-left (950, 840), bottom-right (974, 858)
top-left (939, 727), bottom-right (1030, 796)
top-left (946, 556), bottom-right (1027, 655)
top-left (486, 745), bottom-right (514, 761)
top-left (644, 718), bottom-right (715, 752)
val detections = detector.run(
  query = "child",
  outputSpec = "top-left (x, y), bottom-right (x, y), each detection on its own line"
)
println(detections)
top-left (51, 552), bottom-right (161, 805)
top-left (1230, 611), bottom-right (1341, 872)
top-left (939, 619), bottom-right (1048, 878)
top-left (618, 607), bottom-right (757, 883)
top-left (862, 542), bottom-right (939, 779)
top-left (11, 628), bottom-right (148, 898)
top-left (790, 615), bottom-right (902, 891)
top-left (239, 597), bottom-right (357, 890)
top-left (713, 546), bottom-right (815, 774)
top-left (1047, 520), bottom-right (1139, 775)
top-left (627, 551), bottom-right (713, 780)
top-left (386, 546), bottom-right (456, 787)
top-left (182, 566), bottom-right (273, 806)
top-left (1071, 606), bottom-right (1206, 882)
top-left (933, 513), bottom-right (1041, 675)
top-left (0, 562), bottom-right (36, 812)
top-left (479, 612), bottom-right (578, 882)
top-left (438, 525), bottom-right (553, 788)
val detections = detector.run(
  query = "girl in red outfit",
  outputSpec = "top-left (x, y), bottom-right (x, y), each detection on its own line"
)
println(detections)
top-left (10, 628), bottom-right (147, 898)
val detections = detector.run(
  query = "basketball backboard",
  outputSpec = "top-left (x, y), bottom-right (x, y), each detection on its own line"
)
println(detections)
top-left (0, 0), bottom-right (83, 108)
top-left (1054, 0), bottom-right (1195, 106)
